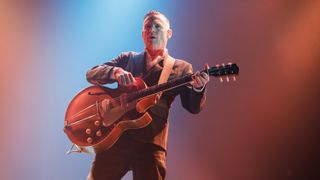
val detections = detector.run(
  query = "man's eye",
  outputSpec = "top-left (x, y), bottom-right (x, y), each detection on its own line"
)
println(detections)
top-left (155, 24), bottom-right (162, 29)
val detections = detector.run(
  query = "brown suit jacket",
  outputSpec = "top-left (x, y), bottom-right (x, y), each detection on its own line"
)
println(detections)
top-left (86, 51), bottom-right (206, 150)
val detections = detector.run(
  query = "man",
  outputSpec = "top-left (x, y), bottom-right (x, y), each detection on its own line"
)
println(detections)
top-left (86, 10), bottom-right (209, 180)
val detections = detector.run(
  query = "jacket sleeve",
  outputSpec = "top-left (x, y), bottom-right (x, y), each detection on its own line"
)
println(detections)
top-left (179, 63), bottom-right (207, 114)
top-left (86, 52), bottom-right (130, 85)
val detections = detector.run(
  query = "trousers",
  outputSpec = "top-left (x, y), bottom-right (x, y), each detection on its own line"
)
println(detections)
top-left (87, 133), bottom-right (167, 180)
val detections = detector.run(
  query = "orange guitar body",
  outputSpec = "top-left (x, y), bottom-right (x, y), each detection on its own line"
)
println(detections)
top-left (64, 78), bottom-right (157, 153)
top-left (64, 63), bottom-right (240, 153)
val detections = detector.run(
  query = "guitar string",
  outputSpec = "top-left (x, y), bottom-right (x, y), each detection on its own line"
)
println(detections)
top-left (93, 74), bottom-right (192, 104)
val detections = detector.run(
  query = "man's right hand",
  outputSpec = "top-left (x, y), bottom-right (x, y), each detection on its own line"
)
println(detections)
top-left (112, 67), bottom-right (136, 86)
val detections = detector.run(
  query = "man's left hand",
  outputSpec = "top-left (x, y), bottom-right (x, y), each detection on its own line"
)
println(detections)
top-left (191, 71), bottom-right (210, 92)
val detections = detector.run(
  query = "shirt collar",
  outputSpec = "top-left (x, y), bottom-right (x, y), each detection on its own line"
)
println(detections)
top-left (145, 48), bottom-right (168, 63)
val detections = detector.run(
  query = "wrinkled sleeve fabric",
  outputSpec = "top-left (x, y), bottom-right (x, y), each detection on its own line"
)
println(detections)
top-left (179, 63), bottom-right (207, 114)
top-left (86, 52), bottom-right (130, 85)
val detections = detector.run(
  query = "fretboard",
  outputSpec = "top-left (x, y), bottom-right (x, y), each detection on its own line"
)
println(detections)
top-left (127, 74), bottom-right (193, 102)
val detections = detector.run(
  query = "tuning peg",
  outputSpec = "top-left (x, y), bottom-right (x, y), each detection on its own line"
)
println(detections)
top-left (226, 76), bottom-right (230, 82)
top-left (233, 76), bottom-right (237, 81)
top-left (228, 62), bottom-right (232, 65)
top-left (220, 77), bottom-right (223, 83)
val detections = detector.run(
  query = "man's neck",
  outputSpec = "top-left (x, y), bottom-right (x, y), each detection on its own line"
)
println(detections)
top-left (145, 48), bottom-right (167, 60)
top-left (145, 48), bottom-right (168, 71)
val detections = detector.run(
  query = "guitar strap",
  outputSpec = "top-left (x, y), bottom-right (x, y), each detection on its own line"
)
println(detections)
top-left (158, 54), bottom-right (175, 93)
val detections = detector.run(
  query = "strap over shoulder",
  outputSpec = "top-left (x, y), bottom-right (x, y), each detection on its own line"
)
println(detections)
top-left (158, 55), bottom-right (175, 84)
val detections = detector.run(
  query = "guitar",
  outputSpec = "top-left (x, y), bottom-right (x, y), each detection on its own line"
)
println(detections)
top-left (64, 63), bottom-right (239, 153)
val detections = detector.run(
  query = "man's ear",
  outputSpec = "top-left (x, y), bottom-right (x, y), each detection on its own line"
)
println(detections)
top-left (167, 29), bottom-right (172, 39)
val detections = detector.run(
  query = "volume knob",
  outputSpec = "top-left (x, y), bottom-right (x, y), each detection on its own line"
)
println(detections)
top-left (87, 137), bottom-right (93, 143)
top-left (85, 128), bottom-right (92, 134)
top-left (96, 130), bottom-right (102, 137)
top-left (94, 121), bottom-right (100, 126)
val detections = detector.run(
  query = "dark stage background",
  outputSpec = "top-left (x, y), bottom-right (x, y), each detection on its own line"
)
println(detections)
top-left (1, 0), bottom-right (319, 179)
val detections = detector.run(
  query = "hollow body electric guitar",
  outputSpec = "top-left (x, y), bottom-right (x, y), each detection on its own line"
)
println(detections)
top-left (64, 63), bottom-right (239, 153)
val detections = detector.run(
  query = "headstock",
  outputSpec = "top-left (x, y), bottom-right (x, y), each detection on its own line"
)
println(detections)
top-left (207, 63), bottom-right (239, 82)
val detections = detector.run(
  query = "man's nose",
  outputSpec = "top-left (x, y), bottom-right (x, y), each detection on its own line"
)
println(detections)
top-left (150, 25), bottom-right (157, 32)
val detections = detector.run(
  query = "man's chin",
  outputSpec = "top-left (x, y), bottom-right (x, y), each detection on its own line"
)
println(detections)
top-left (148, 45), bottom-right (164, 51)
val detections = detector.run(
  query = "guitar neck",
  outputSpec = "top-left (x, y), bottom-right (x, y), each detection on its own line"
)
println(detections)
top-left (127, 63), bottom-right (239, 102)
top-left (128, 74), bottom-right (193, 102)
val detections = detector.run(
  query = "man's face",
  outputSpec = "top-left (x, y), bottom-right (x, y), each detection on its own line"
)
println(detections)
top-left (142, 15), bottom-right (172, 51)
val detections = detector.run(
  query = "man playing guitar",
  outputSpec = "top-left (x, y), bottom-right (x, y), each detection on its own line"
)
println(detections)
top-left (85, 10), bottom-right (209, 180)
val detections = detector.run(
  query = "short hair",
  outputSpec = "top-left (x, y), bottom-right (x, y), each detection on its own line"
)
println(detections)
top-left (143, 10), bottom-right (170, 28)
